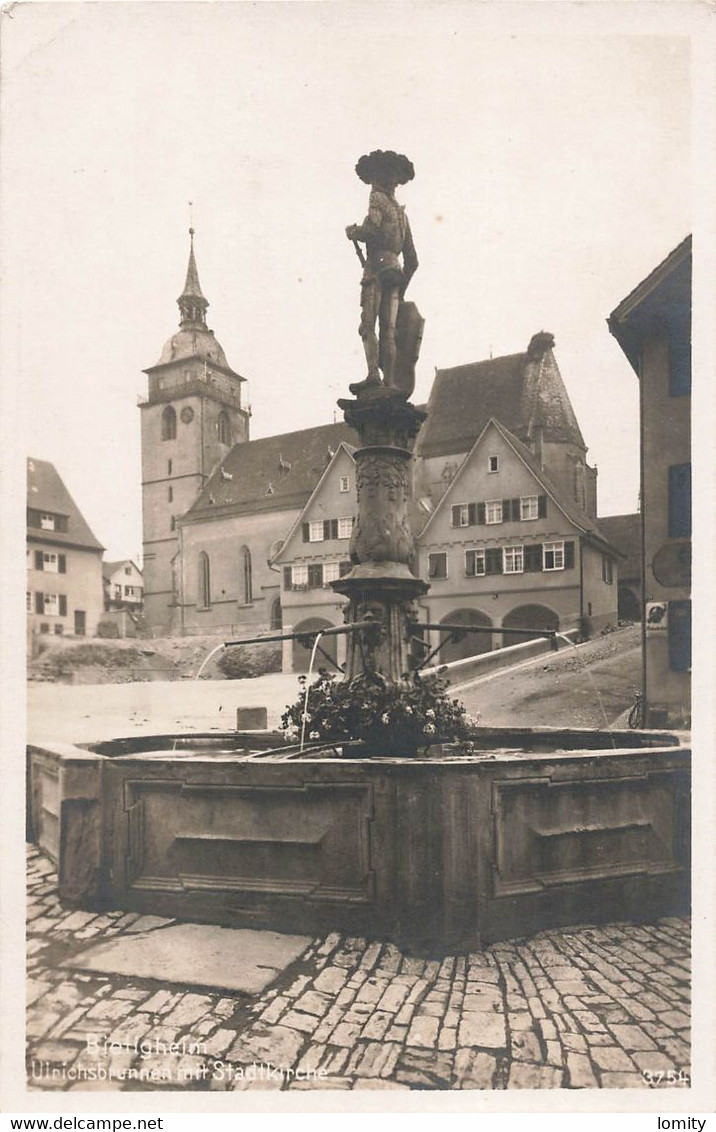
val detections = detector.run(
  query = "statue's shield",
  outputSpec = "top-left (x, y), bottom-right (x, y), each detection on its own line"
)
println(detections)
top-left (392, 301), bottom-right (425, 397)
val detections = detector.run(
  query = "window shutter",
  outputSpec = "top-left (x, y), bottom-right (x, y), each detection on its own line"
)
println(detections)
top-left (668, 600), bottom-right (691, 672)
top-left (330, 519), bottom-right (339, 540)
top-left (525, 544), bottom-right (542, 572)
top-left (451, 505), bottom-right (460, 528)
top-left (59, 595), bottom-right (67, 616)
top-left (323, 520), bottom-right (331, 540)
top-left (668, 463), bottom-right (691, 539)
top-left (35, 592), bottom-right (43, 613)
top-left (465, 550), bottom-right (474, 577)
top-left (467, 503), bottom-right (477, 526)
top-left (35, 551), bottom-right (43, 571)
top-left (511, 499), bottom-right (520, 521)
top-left (58, 554), bottom-right (66, 574)
top-left (308, 564), bottom-right (323, 588)
top-left (477, 502), bottom-right (486, 525)
top-left (538, 495), bottom-right (547, 518)
top-left (502, 499), bottom-right (511, 520)
top-left (283, 566), bottom-right (292, 589)
top-left (302, 523), bottom-right (310, 543)
top-left (564, 541), bottom-right (575, 569)
top-left (486, 548), bottom-right (503, 575)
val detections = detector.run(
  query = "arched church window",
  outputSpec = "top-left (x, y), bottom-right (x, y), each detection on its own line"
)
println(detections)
top-left (270, 597), bottom-right (282, 631)
top-left (240, 546), bottom-right (252, 605)
top-left (198, 551), bottom-right (211, 609)
top-left (161, 406), bottom-right (177, 441)
top-left (218, 411), bottom-right (231, 446)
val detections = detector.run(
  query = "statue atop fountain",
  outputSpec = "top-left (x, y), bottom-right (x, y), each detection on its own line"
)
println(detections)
top-left (334, 151), bottom-right (429, 684)
top-left (346, 149), bottom-right (424, 398)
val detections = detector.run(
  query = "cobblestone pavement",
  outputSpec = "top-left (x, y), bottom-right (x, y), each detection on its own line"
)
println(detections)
top-left (26, 846), bottom-right (691, 1092)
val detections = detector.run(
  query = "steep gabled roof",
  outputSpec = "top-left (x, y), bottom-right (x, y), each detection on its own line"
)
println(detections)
top-left (27, 458), bottom-right (105, 552)
top-left (183, 421), bottom-right (357, 522)
top-left (417, 334), bottom-right (586, 459)
top-left (419, 418), bottom-right (615, 552)
top-left (608, 235), bottom-right (692, 373)
top-left (273, 441), bottom-right (357, 563)
top-left (102, 559), bottom-right (142, 581)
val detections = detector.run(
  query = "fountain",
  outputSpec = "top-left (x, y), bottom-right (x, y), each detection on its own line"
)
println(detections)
top-left (27, 153), bottom-right (690, 952)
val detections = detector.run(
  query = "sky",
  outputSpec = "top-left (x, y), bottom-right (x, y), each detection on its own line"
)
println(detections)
top-left (1, 2), bottom-right (695, 563)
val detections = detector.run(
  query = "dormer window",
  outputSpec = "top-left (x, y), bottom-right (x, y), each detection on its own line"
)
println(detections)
top-left (488, 455), bottom-right (499, 473)
top-left (40, 513), bottom-right (55, 531)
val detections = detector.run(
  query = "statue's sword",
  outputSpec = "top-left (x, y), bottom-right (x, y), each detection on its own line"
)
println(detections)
top-left (352, 240), bottom-right (366, 268)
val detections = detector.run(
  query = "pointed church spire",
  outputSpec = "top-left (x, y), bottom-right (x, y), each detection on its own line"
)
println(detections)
top-left (177, 228), bottom-right (209, 328)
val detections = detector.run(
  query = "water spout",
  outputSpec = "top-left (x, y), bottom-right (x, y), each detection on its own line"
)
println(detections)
top-left (194, 641), bottom-right (226, 680)
top-left (555, 631), bottom-right (616, 745)
top-left (299, 631), bottom-right (325, 752)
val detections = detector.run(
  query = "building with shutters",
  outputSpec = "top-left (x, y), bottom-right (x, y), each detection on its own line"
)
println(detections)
top-left (141, 234), bottom-right (619, 661)
top-left (27, 458), bottom-right (105, 639)
top-left (608, 235), bottom-right (691, 728)
top-left (103, 560), bottom-right (144, 612)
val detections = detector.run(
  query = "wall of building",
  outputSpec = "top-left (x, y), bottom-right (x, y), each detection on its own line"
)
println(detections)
top-left (27, 541), bottom-right (104, 638)
top-left (178, 507), bottom-right (299, 634)
top-left (641, 331), bottom-right (691, 726)
top-left (580, 543), bottom-right (619, 634)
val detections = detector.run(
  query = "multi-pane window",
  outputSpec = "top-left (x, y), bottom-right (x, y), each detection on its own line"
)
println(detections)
top-left (43, 553), bottom-right (58, 573)
top-left (44, 594), bottom-right (59, 616)
top-left (503, 546), bottom-right (524, 573)
top-left (337, 516), bottom-right (353, 539)
top-left (323, 562), bottom-right (340, 584)
top-left (26, 591), bottom-right (31, 612)
top-left (339, 476), bottom-right (350, 493)
top-left (308, 520), bottom-right (324, 542)
top-left (543, 542), bottom-right (565, 570)
top-left (124, 566), bottom-right (132, 575)
top-left (34, 551), bottom-right (66, 573)
top-left (601, 556), bottom-right (613, 584)
top-left (485, 501), bottom-right (503, 524)
top-left (113, 584), bottom-right (122, 599)
top-left (428, 552), bottom-right (448, 579)
top-left (291, 564), bottom-right (308, 588)
top-left (520, 496), bottom-right (539, 520)
top-left (40, 513), bottom-right (55, 531)
top-left (488, 456), bottom-right (499, 473)
top-left (454, 504), bottom-right (470, 527)
top-left (465, 549), bottom-right (486, 577)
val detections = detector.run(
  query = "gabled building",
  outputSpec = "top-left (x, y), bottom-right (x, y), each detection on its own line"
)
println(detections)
top-left (416, 418), bottom-right (619, 662)
top-left (272, 443), bottom-right (357, 671)
top-left (140, 234), bottom-right (619, 660)
top-left (608, 235), bottom-right (691, 728)
top-left (27, 458), bottom-right (105, 638)
top-left (103, 560), bottom-right (144, 612)
top-left (176, 420), bottom-right (353, 636)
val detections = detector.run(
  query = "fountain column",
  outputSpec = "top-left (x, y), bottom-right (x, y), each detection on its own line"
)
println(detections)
top-left (332, 388), bottom-right (428, 682)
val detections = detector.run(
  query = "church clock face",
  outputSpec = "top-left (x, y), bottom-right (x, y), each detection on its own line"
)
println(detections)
top-left (180, 406), bottom-right (194, 424)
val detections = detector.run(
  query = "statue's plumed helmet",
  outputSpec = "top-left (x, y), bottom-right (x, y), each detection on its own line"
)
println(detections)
top-left (355, 151), bottom-right (415, 186)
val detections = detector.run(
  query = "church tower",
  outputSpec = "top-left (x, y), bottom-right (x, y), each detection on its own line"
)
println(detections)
top-left (140, 229), bottom-right (250, 632)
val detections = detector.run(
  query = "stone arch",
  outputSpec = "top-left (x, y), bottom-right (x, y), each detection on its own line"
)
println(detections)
top-left (618, 584), bottom-right (640, 622)
top-left (270, 597), bottom-right (282, 631)
top-left (439, 608), bottom-right (494, 664)
top-left (292, 617), bottom-right (337, 674)
top-left (502, 603), bottom-right (559, 645)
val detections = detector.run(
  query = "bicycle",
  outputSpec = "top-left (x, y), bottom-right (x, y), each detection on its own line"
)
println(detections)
top-left (628, 687), bottom-right (644, 729)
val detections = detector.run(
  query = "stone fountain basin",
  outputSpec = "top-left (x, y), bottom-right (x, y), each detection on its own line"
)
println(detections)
top-left (27, 727), bottom-right (690, 952)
